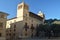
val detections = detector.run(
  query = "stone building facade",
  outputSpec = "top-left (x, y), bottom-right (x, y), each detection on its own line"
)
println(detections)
top-left (6, 2), bottom-right (45, 40)
top-left (0, 12), bottom-right (8, 40)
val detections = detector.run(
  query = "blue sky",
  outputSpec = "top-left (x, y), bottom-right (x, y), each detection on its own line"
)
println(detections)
top-left (0, 0), bottom-right (60, 19)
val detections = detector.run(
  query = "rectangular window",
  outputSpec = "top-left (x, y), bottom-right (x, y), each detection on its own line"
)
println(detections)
top-left (10, 30), bottom-right (11, 32)
top-left (18, 5), bottom-right (22, 9)
top-left (0, 33), bottom-right (2, 37)
top-left (14, 24), bottom-right (16, 28)
top-left (14, 29), bottom-right (16, 31)
top-left (13, 33), bottom-right (15, 36)
top-left (6, 39), bottom-right (8, 40)
top-left (6, 33), bottom-right (8, 36)
top-left (1, 15), bottom-right (4, 18)
top-left (25, 33), bottom-right (27, 36)
top-left (9, 33), bottom-right (11, 36)
top-left (31, 20), bottom-right (33, 22)
top-left (0, 23), bottom-right (3, 27)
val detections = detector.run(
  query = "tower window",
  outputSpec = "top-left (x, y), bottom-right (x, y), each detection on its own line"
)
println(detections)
top-left (23, 13), bottom-right (27, 17)
top-left (18, 5), bottom-right (22, 9)
top-left (24, 4), bottom-right (28, 10)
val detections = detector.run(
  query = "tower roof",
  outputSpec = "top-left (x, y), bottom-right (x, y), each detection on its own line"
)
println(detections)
top-left (29, 12), bottom-right (43, 21)
top-left (18, 1), bottom-right (28, 7)
top-left (17, 1), bottom-right (29, 10)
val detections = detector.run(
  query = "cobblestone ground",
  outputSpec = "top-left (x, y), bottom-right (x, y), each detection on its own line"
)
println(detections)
top-left (21, 39), bottom-right (60, 40)
top-left (19, 37), bottom-right (60, 40)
